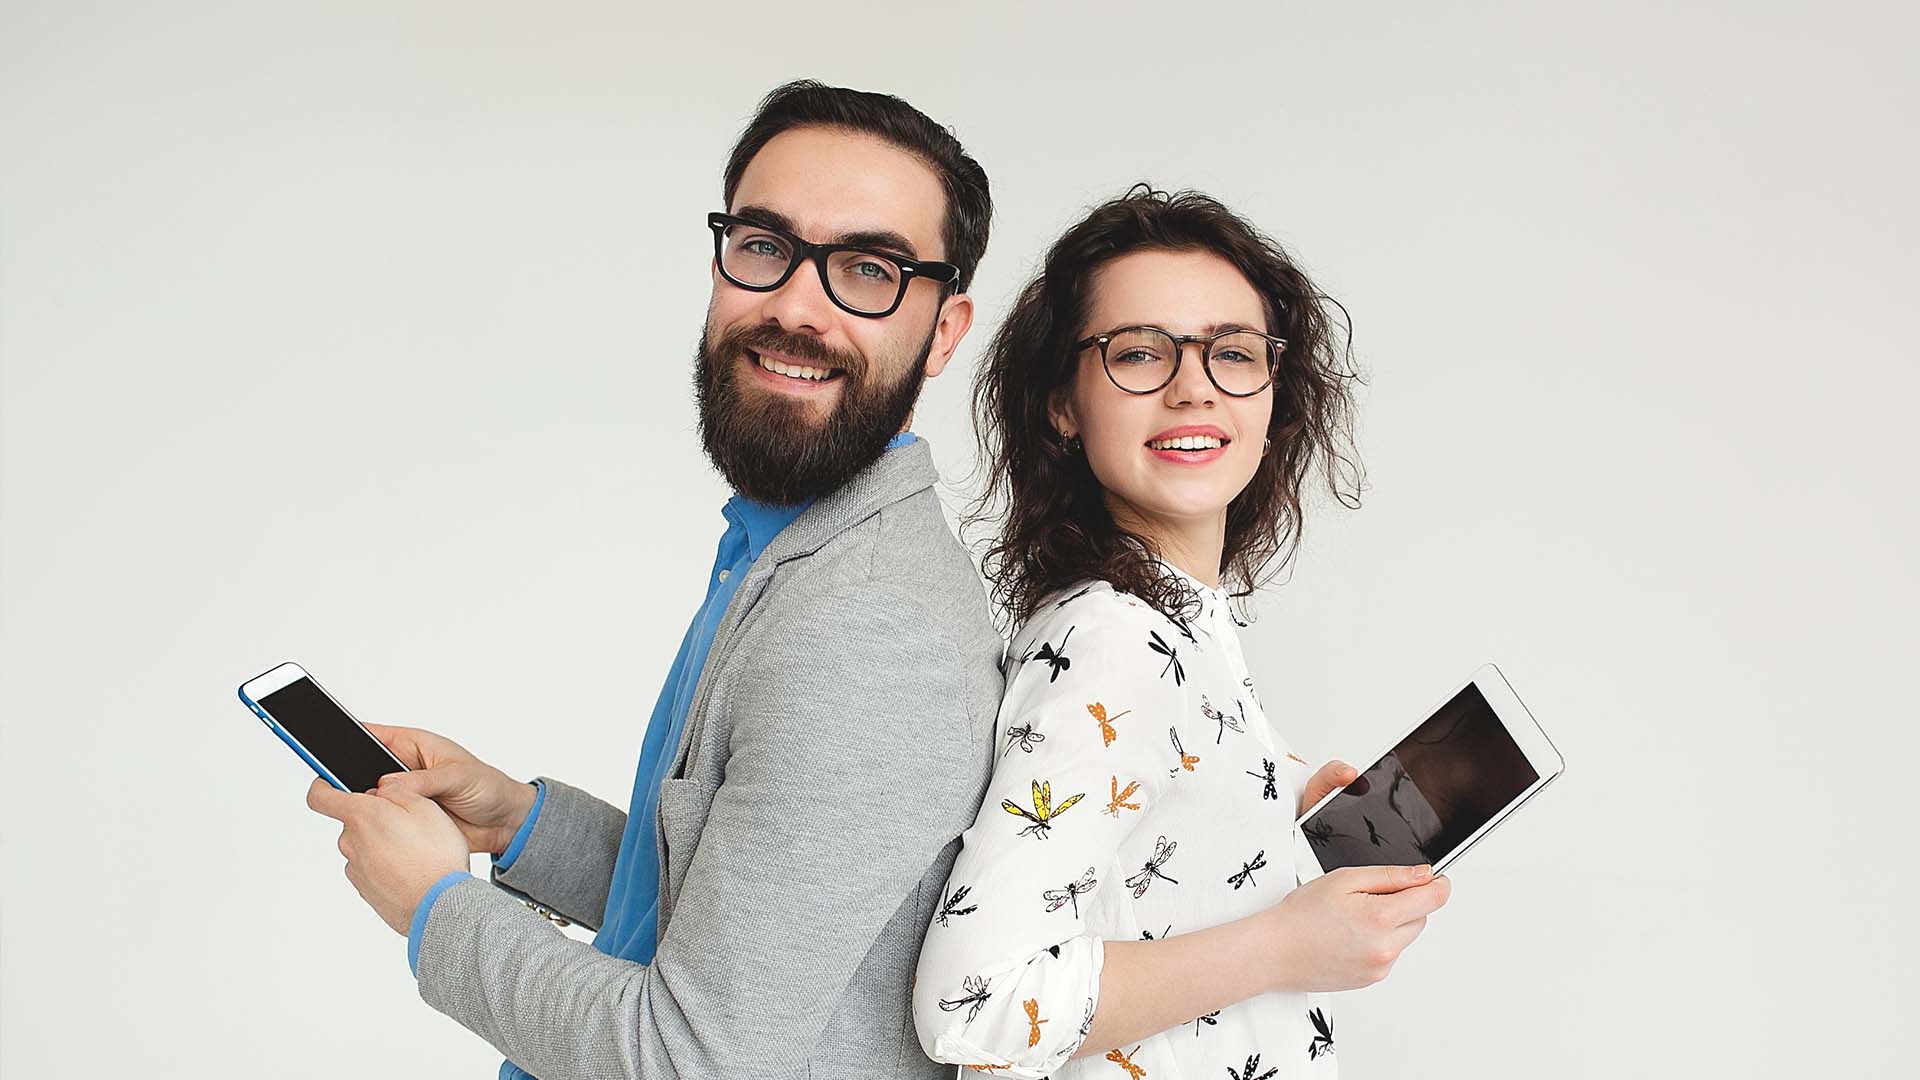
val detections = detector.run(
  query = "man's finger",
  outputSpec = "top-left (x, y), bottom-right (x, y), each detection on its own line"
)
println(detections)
top-left (360, 723), bottom-right (424, 768)
top-left (306, 777), bottom-right (360, 821)
top-left (377, 765), bottom-right (458, 801)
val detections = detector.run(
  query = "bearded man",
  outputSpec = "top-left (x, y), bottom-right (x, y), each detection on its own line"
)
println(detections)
top-left (306, 80), bottom-right (1004, 1079)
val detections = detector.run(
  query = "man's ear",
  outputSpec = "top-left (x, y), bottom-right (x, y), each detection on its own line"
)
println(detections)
top-left (921, 292), bottom-right (975, 380)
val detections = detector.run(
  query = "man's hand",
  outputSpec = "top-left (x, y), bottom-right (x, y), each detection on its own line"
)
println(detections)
top-left (362, 723), bottom-right (540, 858)
top-left (307, 778), bottom-right (471, 935)
top-left (1298, 759), bottom-right (1369, 818)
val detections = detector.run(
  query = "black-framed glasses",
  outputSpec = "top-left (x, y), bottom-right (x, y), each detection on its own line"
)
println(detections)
top-left (707, 212), bottom-right (958, 318)
top-left (1074, 325), bottom-right (1286, 397)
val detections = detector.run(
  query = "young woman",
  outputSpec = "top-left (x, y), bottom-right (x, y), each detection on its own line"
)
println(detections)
top-left (913, 187), bottom-right (1451, 1078)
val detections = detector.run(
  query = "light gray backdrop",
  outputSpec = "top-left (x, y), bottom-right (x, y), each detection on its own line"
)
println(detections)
top-left (3, 1), bottom-right (1913, 1076)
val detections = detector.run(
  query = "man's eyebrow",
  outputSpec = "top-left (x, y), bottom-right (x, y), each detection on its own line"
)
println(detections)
top-left (833, 229), bottom-right (921, 261)
top-left (732, 204), bottom-right (799, 234)
top-left (730, 205), bottom-right (924, 261)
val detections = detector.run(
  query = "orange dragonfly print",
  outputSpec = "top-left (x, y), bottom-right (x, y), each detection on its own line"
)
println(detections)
top-left (1024, 997), bottom-right (1047, 1047)
top-left (1104, 775), bottom-right (1142, 817)
top-left (1087, 701), bottom-right (1130, 746)
top-left (1106, 1044), bottom-right (1147, 1078)
top-left (1004, 779), bottom-right (1087, 839)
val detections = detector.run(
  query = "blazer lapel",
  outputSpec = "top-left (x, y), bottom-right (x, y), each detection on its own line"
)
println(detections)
top-left (663, 438), bottom-right (942, 784)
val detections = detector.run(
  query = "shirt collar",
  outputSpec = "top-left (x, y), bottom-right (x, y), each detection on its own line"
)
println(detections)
top-left (721, 431), bottom-right (920, 562)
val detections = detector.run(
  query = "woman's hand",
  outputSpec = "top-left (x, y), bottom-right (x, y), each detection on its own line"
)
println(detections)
top-left (1298, 758), bottom-right (1368, 817)
top-left (362, 723), bottom-right (539, 858)
top-left (1264, 863), bottom-right (1452, 993)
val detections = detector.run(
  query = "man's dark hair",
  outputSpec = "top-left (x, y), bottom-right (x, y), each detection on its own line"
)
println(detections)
top-left (722, 80), bottom-right (992, 293)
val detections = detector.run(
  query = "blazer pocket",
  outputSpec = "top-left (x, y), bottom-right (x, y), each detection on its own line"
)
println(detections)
top-left (656, 777), bottom-right (710, 906)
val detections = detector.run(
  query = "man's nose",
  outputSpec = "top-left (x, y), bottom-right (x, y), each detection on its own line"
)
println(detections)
top-left (757, 257), bottom-right (836, 337)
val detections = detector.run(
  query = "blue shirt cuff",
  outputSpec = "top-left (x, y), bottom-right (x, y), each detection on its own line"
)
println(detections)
top-left (408, 870), bottom-right (473, 977)
top-left (492, 779), bottom-right (545, 871)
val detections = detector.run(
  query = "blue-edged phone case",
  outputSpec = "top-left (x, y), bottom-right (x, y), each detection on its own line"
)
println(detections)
top-left (238, 665), bottom-right (405, 793)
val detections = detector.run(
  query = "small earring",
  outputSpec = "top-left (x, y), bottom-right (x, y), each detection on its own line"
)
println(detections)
top-left (1261, 437), bottom-right (1271, 457)
top-left (1062, 431), bottom-right (1083, 454)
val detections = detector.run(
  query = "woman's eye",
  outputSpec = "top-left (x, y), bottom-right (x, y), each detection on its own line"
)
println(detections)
top-left (1214, 349), bottom-right (1257, 365)
top-left (1114, 349), bottom-right (1164, 365)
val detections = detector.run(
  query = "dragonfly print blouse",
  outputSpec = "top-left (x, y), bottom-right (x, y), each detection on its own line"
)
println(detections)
top-left (913, 574), bottom-right (1337, 1080)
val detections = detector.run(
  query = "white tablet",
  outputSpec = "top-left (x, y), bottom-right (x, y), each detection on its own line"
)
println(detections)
top-left (1297, 663), bottom-right (1563, 875)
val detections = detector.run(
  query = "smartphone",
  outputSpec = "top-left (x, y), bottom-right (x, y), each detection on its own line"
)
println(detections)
top-left (1297, 663), bottom-right (1564, 876)
top-left (238, 661), bottom-right (408, 793)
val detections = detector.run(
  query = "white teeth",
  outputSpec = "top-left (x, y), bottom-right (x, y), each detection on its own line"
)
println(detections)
top-left (756, 353), bottom-right (834, 381)
top-left (1149, 435), bottom-right (1226, 451)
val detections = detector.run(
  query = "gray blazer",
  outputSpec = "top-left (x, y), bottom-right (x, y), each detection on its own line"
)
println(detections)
top-left (413, 438), bottom-right (1005, 1079)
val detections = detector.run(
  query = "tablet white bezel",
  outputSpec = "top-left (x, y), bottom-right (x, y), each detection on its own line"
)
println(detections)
top-left (1297, 662), bottom-right (1564, 875)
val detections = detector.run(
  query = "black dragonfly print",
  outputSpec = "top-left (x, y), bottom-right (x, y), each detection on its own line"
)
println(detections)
top-left (937, 975), bottom-right (992, 1025)
top-left (1146, 630), bottom-right (1185, 685)
top-left (1079, 998), bottom-right (1096, 1039)
top-left (1001, 721), bottom-right (1045, 758)
top-left (1228, 1052), bottom-right (1279, 1080)
top-left (1166, 612), bottom-right (1199, 647)
top-left (1365, 815), bottom-right (1385, 846)
top-left (1227, 850), bottom-right (1268, 890)
top-left (1246, 758), bottom-right (1278, 801)
top-left (1191, 1010), bottom-right (1220, 1036)
top-left (935, 884), bottom-right (977, 927)
top-left (1053, 584), bottom-right (1095, 609)
top-left (1027, 626), bottom-right (1074, 682)
top-left (1124, 835), bottom-right (1180, 898)
top-left (1241, 674), bottom-right (1259, 706)
top-left (1201, 694), bottom-right (1246, 744)
top-left (1139, 925), bottom-right (1172, 941)
top-left (1307, 1007), bottom-right (1335, 1060)
top-left (1043, 866), bottom-right (1099, 919)
top-left (1302, 819), bottom-right (1341, 847)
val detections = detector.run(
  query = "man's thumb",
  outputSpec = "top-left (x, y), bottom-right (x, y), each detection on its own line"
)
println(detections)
top-left (378, 767), bottom-right (453, 800)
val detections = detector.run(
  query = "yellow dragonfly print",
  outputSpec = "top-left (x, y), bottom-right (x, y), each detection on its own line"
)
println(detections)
top-left (1003, 779), bottom-right (1087, 839)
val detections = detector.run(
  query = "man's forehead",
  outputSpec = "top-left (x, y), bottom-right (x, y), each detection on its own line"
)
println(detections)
top-left (728, 127), bottom-right (947, 259)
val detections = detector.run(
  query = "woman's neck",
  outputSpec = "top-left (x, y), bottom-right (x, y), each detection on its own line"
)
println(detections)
top-left (1106, 496), bottom-right (1227, 589)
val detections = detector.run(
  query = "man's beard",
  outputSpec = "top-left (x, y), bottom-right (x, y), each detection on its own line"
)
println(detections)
top-left (695, 320), bottom-right (933, 506)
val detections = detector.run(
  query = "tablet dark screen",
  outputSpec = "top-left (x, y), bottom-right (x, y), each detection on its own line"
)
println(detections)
top-left (1302, 682), bottom-right (1538, 871)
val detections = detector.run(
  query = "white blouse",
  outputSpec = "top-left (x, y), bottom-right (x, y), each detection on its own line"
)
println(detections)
top-left (914, 573), bottom-right (1337, 1080)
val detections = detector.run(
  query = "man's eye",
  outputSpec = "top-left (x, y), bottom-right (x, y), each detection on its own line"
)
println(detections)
top-left (741, 238), bottom-right (786, 259)
top-left (848, 259), bottom-right (897, 283)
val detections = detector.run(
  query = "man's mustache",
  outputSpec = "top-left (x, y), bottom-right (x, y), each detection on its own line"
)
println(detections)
top-left (716, 323), bottom-right (866, 380)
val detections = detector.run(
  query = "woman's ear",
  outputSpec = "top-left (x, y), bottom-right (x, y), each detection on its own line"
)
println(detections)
top-left (1047, 387), bottom-right (1077, 440)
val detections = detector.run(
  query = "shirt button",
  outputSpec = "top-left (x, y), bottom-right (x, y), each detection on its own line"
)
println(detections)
top-left (718, 569), bottom-right (730, 583)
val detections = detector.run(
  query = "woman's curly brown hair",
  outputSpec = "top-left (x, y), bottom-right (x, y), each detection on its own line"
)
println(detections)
top-left (968, 185), bottom-right (1365, 628)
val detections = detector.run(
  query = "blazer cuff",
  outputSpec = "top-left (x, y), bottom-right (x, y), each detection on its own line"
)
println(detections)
top-left (408, 870), bottom-right (476, 977)
top-left (486, 776), bottom-right (626, 932)
top-left (491, 780), bottom-right (546, 871)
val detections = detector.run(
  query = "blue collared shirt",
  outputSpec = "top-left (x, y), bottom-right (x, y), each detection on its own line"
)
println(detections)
top-left (406, 433), bottom-right (917, 1080)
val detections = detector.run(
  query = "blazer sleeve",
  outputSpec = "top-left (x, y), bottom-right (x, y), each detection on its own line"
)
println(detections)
top-left (486, 775), bottom-right (628, 932)
top-left (413, 583), bottom-right (989, 1078)
top-left (912, 595), bottom-right (1192, 1077)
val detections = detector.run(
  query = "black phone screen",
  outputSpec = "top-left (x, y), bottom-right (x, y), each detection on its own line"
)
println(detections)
top-left (258, 677), bottom-right (405, 793)
top-left (1301, 682), bottom-right (1539, 871)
